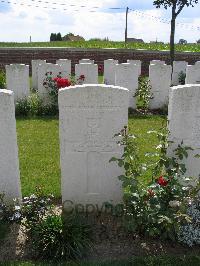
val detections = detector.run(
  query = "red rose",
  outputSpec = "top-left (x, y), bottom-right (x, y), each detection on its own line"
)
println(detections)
top-left (55, 78), bottom-right (71, 88)
top-left (157, 176), bottom-right (168, 187)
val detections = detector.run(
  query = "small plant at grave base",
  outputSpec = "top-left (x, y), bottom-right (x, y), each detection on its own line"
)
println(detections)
top-left (110, 126), bottom-right (199, 242)
top-left (43, 72), bottom-right (85, 107)
top-left (178, 71), bottom-right (186, 85)
top-left (31, 213), bottom-right (92, 260)
top-left (0, 70), bottom-right (6, 89)
top-left (0, 187), bottom-right (92, 261)
top-left (15, 93), bottom-right (44, 117)
top-left (134, 75), bottom-right (153, 114)
top-left (178, 197), bottom-right (200, 247)
top-left (98, 64), bottom-right (104, 75)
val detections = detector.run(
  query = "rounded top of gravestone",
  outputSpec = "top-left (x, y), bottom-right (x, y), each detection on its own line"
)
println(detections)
top-left (58, 84), bottom-right (129, 109)
top-left (6, 64), bottom-right (29, 69)
top-left (0, 89), bottom-right (13, 96)
top-left (171, 84), bottom-right (200, 91)
top-left (57, 59), bottom-right (70, 61)
top-left (59, 84), bottom-right (129, 93)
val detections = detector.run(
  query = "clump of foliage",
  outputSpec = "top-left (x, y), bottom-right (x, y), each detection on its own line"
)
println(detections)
top-left (178, 197), bottom-right (200, 246)
top-left (110, 126), bottom-right (199, 242)
top-left (31, 213), bottom-right (92, 260)
top-left (134, 76), bottom-right (153, 114)
top-left (50, 33), bottom-right (62, 42)
top-left (15, 93), bottom-right (44, 116)
top-left (43, 71), bottom-right (85, 108)
top-left (0, 187), bottom-right (92, 261)
top-left (178, 71), bottom-right (186, 85)
top-left (153, 0), bottom-right (199, 65)
top-left (0, 70), bottom-right (6, 89)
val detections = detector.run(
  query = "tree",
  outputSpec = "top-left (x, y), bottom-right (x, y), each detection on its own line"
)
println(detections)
top-left (197, 39), bottom-right (200, 43)
top-left (56, 33), bottom-right (62, 41)
top-left (50, 33), bottom-right (57, 42)
top-left (153, 0), bottom-right (199, 65)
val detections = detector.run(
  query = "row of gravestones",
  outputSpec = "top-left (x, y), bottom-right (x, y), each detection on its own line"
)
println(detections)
top-left (0, 84), bottom-right (199, 205)
top-left (5, 59), bottom-right (200, 110)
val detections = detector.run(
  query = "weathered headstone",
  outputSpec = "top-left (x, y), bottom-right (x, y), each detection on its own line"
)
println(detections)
top-left (115, 63), bottom-right (139, 109)
top-left (75, 63), bottom-right (98, 84)
top-left (6, 64), bottom-right (30, 101)
top-left (32, 60), bottom-right (46, 90)
top-left (149, 64), bottom-right (172, 109)
top-left (172, 61), bottom-right (188, 86)
top-left (0, 90), bottom-right (21, 203)
top-left (37, 63), bottom-right (62, 100)
top-left (186, 61), bottom-right (200, 84)
top-left (104, 59), bottom-right (118, 85)
top-left (59, 85), bottom-right (129, 206)
top-left (79, 59), bottom-right (94, 64)
top-left (127, 60), bottom-right (142, 75)
top-left (56, 59), bottom-right (71, 78)
top-left (150, 60), bottom-right (165, 65)
top-left (168, 84), bottom-right (200, 186)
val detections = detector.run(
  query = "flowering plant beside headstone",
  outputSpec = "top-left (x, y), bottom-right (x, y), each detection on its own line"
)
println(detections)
top-left (110, 126), bottom-right (199, 242)
top-left (43, 71), bottom-right (85, 106)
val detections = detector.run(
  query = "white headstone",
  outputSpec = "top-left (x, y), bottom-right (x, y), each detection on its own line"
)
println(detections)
top-left (115, 63), bottom-right (139, 109)
top-left (75, 63), bottom-right (98, 84)
top-left (172, 61), bottom-right (188, 86)
top-left (186, 61), bottom-right (200, 84)
top-left (104, 59), bottom-right (118, 85)
top-left (149, 64), bottom-right (172, 109)
top-left (0, 90), bottom-right (21, 203)
top-left (79, 59), bottom-right (94, 64)
top-left (59, 84), bottom-right (129, 206)
top-left (37, 63), bottom-right (63, 100)
top-left (6, 64), bottom-right (30, 101)
top-left (127, 60), bottom-right (142, 75)
top-left (32, 60), bottom-right (46, 90)
top-left (150, 60), bottom-right (165, 65)
top-left (168, 84), bottom-right (200, 186)
top-left (56, 59), bottom-right (71, 79)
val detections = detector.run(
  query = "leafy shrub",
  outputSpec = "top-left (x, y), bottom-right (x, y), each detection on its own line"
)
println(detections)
top-left (0, 70), bottom-right (6, 89)
top-left (134, 76), bottom-right (153, 113)
top-left (15, 98), bottom-right (30, 116)
top-left (0, 193), bottom-right (21, 241)
top-left (110, 127), bottom-right (199, 241)
top-left (43, 72), bottom-right (85, 108)
top-left (15, 93), bottom-right (58, 116)
top-left (178, 71), bottom-right (186, 85)
top-left (3, 187), bottom-right (93, 261)
top-left (28, 93), bottom-right (43, 116)
top-left (31, 214), bottom-right (92, 260)
top-left (178, 197), bottom-right (200, 246)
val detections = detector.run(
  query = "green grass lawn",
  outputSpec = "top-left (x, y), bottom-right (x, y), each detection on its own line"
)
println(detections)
top-left (0, 41), bottom-right (200, 52)
top-left (16, 114), bottom-right (166, 197)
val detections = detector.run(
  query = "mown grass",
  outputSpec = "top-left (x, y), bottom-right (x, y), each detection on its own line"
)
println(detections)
top-left (0, 41), bottom-right (200, 52)
top-left (16, 115), bottom-right (166, 197)
top-left (1, 256), bottom-right (200, 266)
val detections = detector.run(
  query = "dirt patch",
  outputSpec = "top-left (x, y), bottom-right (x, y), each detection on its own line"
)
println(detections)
top-left (0, 209), bottom-right (199, 262)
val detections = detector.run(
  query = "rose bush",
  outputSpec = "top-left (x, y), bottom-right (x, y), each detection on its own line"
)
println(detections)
top-left (110, 126), bottom-right (199, 242)
top-left (43, 72), bottom-right (85, 107)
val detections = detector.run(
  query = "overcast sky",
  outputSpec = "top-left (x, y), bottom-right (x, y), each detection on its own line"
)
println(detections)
top-left (0, 0), bottom-right (200, 43)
